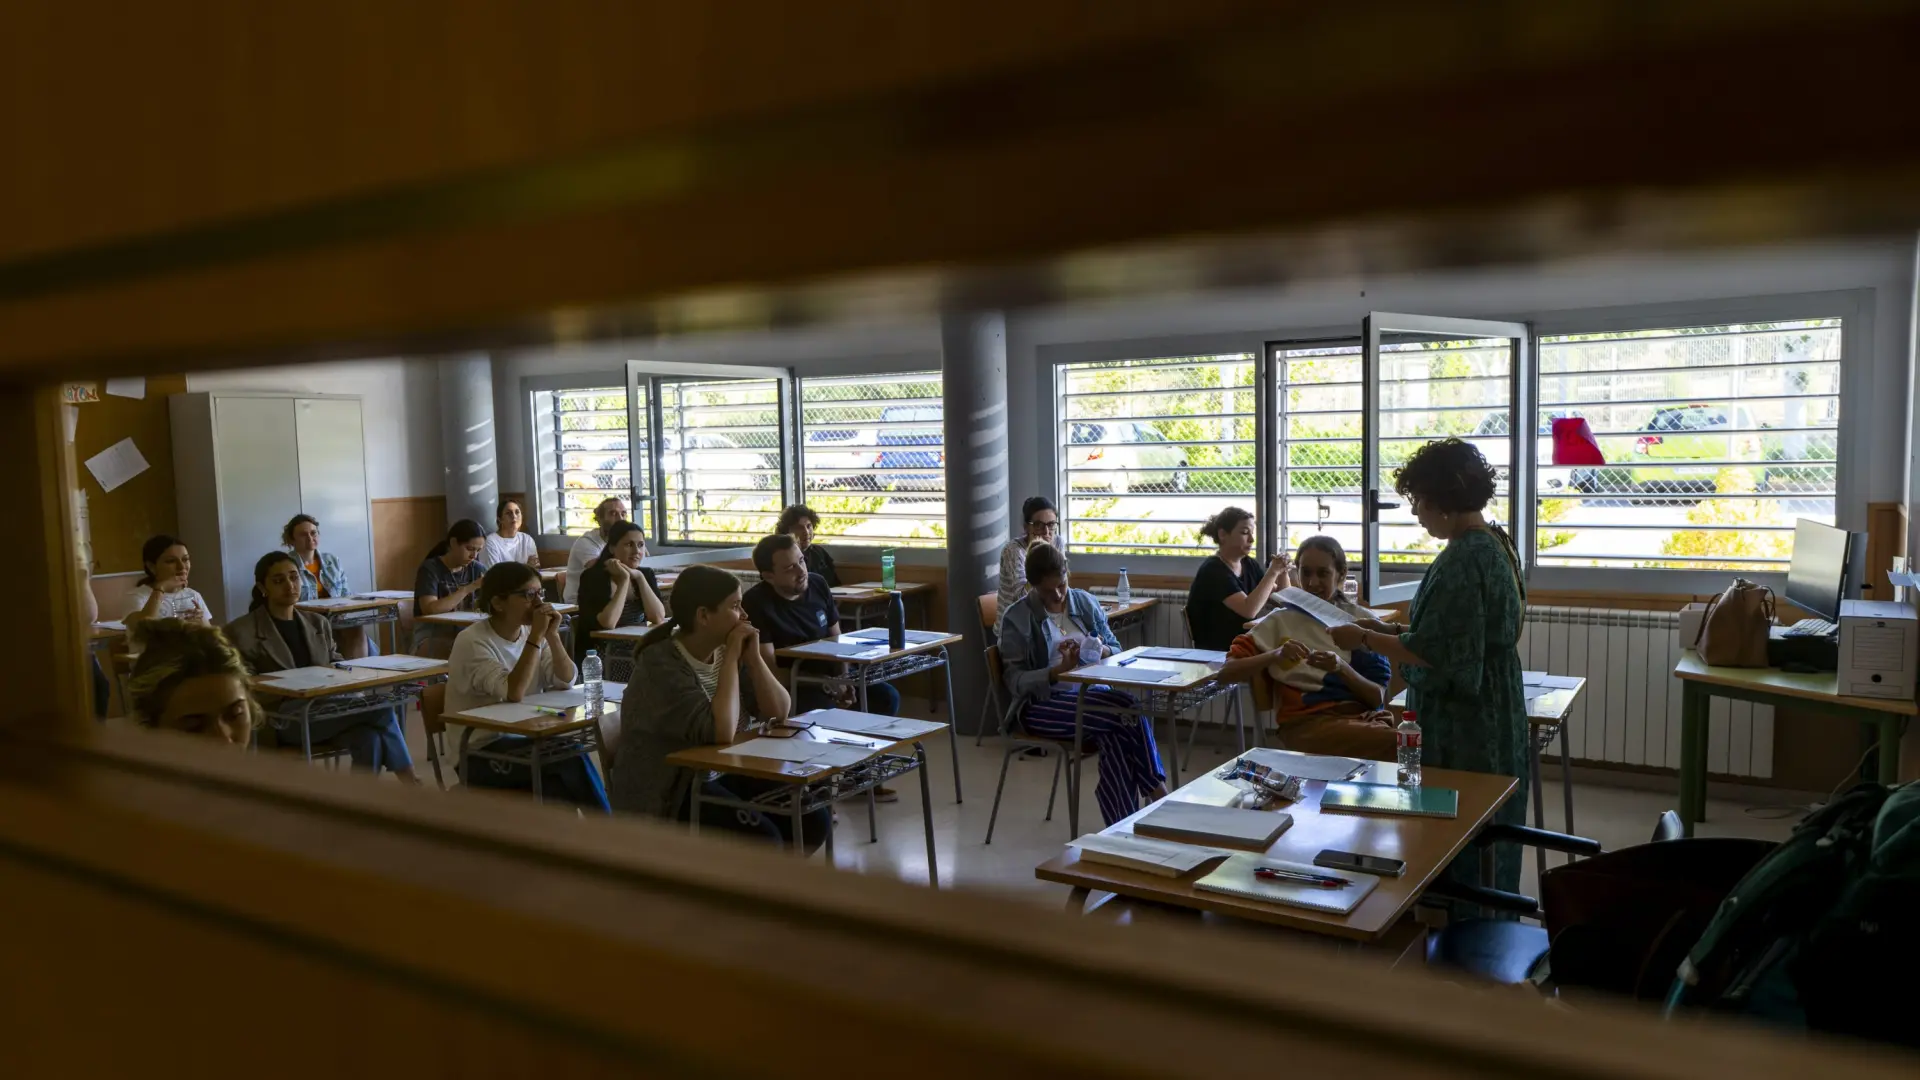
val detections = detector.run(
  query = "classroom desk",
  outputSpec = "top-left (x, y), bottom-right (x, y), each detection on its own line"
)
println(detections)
top-left (1055, 646), bottom-right (1237, 837)
top-left (250, 658), bottom-right (449, 762)
top-left (589, 623), bottom-right (651, 679)
top-left (1091, 596), bottom-right (1160, 646)
top-left (90, 620), bottom-right (127, 643)
top-left (776, 628), bottom-right (964, 802)
top-left (296, 596), bottom-right (403, 654)
top-left (416, 604), bottom-right (578, 629)
top-left (1392, 672), bottom-right (1585, 877)
top-left (842, 580), bottom-right (934, 629)
top-left (537, 567), bottom-right (564, 601)
top-left (1673, 651), bottom-right (1916, 835)
top-left (442, 688), bottom-right (612, 804)
top-left (666, 710), bottom-right (947, 886)
top-left (1035, 759), bottom-right (1517, 945)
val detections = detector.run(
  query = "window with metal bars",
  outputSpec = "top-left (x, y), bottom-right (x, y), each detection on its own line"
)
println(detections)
top-left (797, 371), bottom-right (946, 548)
top-left (549, 385), bottom-right (638, 537)
top-left (658, 377), bottom-right (785, 544)
top-left (1057, 353), bottom-right (1257, 556)
top-left (1533, 320), bottom-right (1840, 571)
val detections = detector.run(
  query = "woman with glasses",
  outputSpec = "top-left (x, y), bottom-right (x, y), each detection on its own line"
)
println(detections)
top-left (998, 496), bottom-right (1061, 616)
top-left (444, 561), bottom-right (609, 808)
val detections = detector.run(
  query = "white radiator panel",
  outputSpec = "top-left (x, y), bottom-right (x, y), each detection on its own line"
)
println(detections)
top-left (1522, 607), bottom-right (1772, 779)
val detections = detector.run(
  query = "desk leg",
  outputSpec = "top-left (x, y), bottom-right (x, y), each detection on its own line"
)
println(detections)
top-left (1877, 715), bottom-right (1904, 786)
top-left (941, 649), bottom-right (962, 802)
top-left (530, 740), bottom-right (545, 803)
top-left (1679, 681), bottom-right (1709, 836)
top-left (1065, 886), bottom-right (1090, 914)
top-left (299, 700), bottom-right (315, 763)
top-left (1561, 726), bottom-right (1577, 866)
top-left (792, 793), bottom-right (808, 859)
top-left (917, 744), bottom-right (938, 888)
top-left (823, 800), bottom-right (835, 864)
top-left (1069, 685), bottom-right (1089, 839)
top-left (1529, 736), bottom-right (1546, 883)
top-left (457, 728), bottom-right (473, 791)
top-left (689, 782), bottom-right (702, 838)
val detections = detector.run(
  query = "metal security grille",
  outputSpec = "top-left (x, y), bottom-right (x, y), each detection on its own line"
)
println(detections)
top-left (1057, 353), bottom-right (1257, 556)
top-left (797, 371), bottom-right (946, 548)
top-left (658, 377), bottom-right (785, 544)
top-left (1535, 320), bottom-right (1840, 571)
top-left (1275, 339), bottom-right (1512, 568)
top-left (551, 385), bottom-right (642, 536)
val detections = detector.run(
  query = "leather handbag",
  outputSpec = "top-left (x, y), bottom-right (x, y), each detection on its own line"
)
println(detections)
top-left (1693, 578), bottom-right (1775, 668)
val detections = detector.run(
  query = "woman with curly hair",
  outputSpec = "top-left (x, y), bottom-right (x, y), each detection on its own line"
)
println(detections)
top-left (126, 618), bottom-right (260, 745)
top-left (1328, 437), bottom-right (1528, 899)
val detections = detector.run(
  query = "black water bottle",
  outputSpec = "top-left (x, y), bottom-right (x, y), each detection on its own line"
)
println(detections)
top-left (887, 591), bottom-right (907, 651)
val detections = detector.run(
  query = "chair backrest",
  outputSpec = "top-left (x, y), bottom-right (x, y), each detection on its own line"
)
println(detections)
top-left (977, 593), bottom-right (998, 632)
top-left (419, 683), bottom-right (447, 737)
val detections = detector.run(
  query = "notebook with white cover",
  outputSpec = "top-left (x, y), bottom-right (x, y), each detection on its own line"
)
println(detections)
top-left (1068, 833), bottom-right (1236, 877)
top-left (1239, 747), bottom-right (1368, 782)
top-left (1193, 853), bottom-right (1378, 914)
top-left (1133, 801), bottom-right (1292, 850)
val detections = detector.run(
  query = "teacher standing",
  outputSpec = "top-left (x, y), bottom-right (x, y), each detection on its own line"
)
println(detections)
top-left (1329, 438), bottom-right (1527, 898)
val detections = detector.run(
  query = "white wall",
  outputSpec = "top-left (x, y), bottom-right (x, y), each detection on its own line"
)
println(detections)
top-left (186, 358), bottom-right (444, 499)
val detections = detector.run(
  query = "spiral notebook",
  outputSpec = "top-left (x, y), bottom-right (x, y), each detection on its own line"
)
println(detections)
top-left (1193, 853), bottom-right (1378, 914)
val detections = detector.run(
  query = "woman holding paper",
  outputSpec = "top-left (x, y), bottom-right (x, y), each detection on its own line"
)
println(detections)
top-left (225, 551), bottom-right (417, 780)
top-left (610, 566), bottom-right (823, 850)
top-left (1220, 536), bottom-right (1396, 760)
top-left (1327, 438), bottom-right (1527, 898)
top-left (998, 543), bottom-right (1165, 826)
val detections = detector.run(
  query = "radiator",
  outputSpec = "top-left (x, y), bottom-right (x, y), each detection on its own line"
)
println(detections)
top-left (1521, 606), bottom-right (1773, 779)
top-left (1124, 594), bottom-right (1773, 780)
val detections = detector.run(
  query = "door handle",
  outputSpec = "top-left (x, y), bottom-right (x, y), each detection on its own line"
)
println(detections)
top-left (1368, 488), bottom-right (1401, 513)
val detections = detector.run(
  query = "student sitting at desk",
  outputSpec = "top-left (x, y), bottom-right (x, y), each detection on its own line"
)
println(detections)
top-left (1185, 506), bottom-right (1288, 651)
top-left (284, 513), bottom-right (370, 658)
top-left (126, 619), bottom-right (259, 745)
top-left (1000, 542), bottom-right (1166, 826)
top-left (411, 519), bottom-right (487, 656)
top-left (482, 497), bottom-right (540, 569)
top-left (611, 565), bottom-right (819, 847)
top-left (1219, 535), bottom-right (1395, 761)
top-left (744, 533), bottom-right (900, 800)
top-left (225, 551), bottom-right (418, 781)
top-left (574, 520), bottom-right (666, 658)
top-left (777, 503), bottom-right (840, 588)
top-left (446, 562), bottom-right (608, 809)
top-left (123, 535), bottom-right (212, 635)
top-left (564, 497), bottom-right (627, 604)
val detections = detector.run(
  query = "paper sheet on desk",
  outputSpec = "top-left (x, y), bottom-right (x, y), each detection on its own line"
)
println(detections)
top-left (258, 668), bottom-right (367, 692)
top-left (339, 655), bottom-right (442, 672)
top-left (362, 590), bottom-right (416, 600)
top-left (813, 714), bottom-right (943, 740)
top-left (722, 738), bottom-right (835, 763)
top-left (603, 682), bottom-right (626, 703)
top-left (1077, 664), bottom-right (1180, 684)
top-left (1239, 747), bottom-right (1368, 782)
top-left (1070, 833), bottom-right (1238, 875)
top-left (786, 640), bottom-right (887, 659)
top-left (1524, 673), bottom-right (1582, 689)
top-left (455, 702), bottom-right (542, 724)
top-left (526, 689), bottom-right (589, 710)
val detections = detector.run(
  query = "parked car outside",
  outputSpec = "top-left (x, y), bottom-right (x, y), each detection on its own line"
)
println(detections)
top-left (1470, 411), bottom-right (1584, 493)
top-left (1065, 421), bottom-right (1188, 493)
top-left (1629, 404), bottom-right (1762, 494)
top-left (804, 426), bottom-right (881, 489)
top-left (873, 406), bottom-right (945, 491)
top-left (660, 430), bottom-right (773, 494)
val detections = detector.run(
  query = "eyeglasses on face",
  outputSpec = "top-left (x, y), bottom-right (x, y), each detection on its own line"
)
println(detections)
top-left (1028, 519), bottom-right (1060, 532)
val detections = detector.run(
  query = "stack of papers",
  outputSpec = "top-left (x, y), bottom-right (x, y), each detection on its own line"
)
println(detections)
top-left (1238, 748), bottom-right (1368, 782)
top-left (786, 640), bottom-right (888, 659)
top-left (845, 628), bottom-right (947, 645)
top-left (1076, 663), bottom-right (1182, 684)
top-left (1523, 673), bottom-right (1583, 689)
top-left (339, 654), bottom-right (442, 672)
top-left (720, 737), bottom-right (877, 769)
top-left (603, 682), bottom-right (627, 703)
top-left (1068, 833), bottom-right (1237, 877)
top-left (801, 710), bottom-right (943, 741)
top-left (1140, 647), bottom-right (1225, 664)
top-left (361, 590), bottom-right (416, 600)
top-left (257, 667), bottom-right (375, 692)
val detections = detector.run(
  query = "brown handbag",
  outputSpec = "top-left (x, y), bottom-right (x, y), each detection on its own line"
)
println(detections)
top-left (1693, 578), bottom-right (1775, 668)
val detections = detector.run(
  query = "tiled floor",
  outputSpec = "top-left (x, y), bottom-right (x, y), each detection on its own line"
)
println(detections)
top-left (399, 702), bottom-right (1803, 908)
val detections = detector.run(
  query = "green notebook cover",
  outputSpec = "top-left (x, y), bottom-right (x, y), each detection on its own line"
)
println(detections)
top-left (1318, 782), bottom-right (1458, 819)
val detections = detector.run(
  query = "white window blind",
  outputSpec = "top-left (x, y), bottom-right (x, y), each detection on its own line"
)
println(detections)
top-left (798, 371), bottom-right (946, 548)
top-left (659, 378), bottom-right (784, 544)
top-left (548, 385), bottom-right (635, 537)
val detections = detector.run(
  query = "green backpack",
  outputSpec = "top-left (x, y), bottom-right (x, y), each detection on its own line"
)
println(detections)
top-left (1666, 781), bottom-right (1920, 1046)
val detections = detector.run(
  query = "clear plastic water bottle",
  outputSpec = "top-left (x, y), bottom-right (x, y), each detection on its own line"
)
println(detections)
top-left (1342, 572), bottom-right (1360, 603)
top-left (1115, 567), bottom-right (1131, 604)
top-left (582, 649), bottom-right (604, 718)
top-left (880, 548), bottom-right (896, 589)
top-left (1395, 709), bottom-right (1422, 788)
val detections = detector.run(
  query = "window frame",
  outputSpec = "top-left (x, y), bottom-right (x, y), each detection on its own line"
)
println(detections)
top-left (794, 367), bottom-right (949, 549)
top-left (1035, 290), bottom-right (1868, 592)
top-left (628, 359), bottom-right (798, 549)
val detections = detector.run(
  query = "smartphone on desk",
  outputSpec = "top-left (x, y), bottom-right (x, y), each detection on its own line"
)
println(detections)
top-left (1313, 849), bottom-right (1406, 877)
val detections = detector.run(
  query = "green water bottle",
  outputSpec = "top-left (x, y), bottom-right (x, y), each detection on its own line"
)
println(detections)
top-left (880, 547), bottom-right (896, 590)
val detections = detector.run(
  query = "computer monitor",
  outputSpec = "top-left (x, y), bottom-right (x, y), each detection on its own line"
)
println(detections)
top-left (1785, 518), bottom-right (1852, 622)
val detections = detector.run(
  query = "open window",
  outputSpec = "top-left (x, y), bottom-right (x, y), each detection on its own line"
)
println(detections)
top-left (626, 361), bottom-right (797, 546)
top-left (1361, 313), bottom-right (1531, 604)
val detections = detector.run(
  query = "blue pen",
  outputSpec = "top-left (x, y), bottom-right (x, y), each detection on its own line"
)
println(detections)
top-left (1116, 657), bottom-right (1137, 666)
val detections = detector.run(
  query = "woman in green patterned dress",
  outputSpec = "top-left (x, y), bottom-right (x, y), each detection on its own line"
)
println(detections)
top-left (1329, 437), bottom-right (1528, 898)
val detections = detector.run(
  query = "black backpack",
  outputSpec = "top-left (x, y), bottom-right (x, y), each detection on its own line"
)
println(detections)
top-left (1665, 782), bottom-right (1920, 1046)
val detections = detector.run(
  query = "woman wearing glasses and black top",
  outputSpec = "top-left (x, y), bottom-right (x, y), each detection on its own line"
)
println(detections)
top-left (998, 496), bottom-right (1062, 617)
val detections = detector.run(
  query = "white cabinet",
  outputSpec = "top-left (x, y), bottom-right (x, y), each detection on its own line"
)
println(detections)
top-left (171, 393), bottom-right (376, 624)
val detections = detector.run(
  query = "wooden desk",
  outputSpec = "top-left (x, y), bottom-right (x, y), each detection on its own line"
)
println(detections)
top-left (666, 710), bottom-right (947, 885)
top-left (845, 580), bottom-right (934, 628)
top-left (250, 659), bottom-right (450, 762)
top-left (1391, 672), bottom-right (1586, 876)
top-left (90, 621), bottom-right (127, 642)
top-left (776, 629), bottom-right (965, 802)
top-left (1054, 646), bottom-right (1235, 836)
top-left (417, 604), bottom-right (577, 628)
top-left (296, 596), bottom-right (404, 654)
top-left (1036, 759), bottom-right (1517, 944)
top-left (1091, 596), bottom-right (1160, 645)
top-left (1674, 651), bottom-right (1916, 835)
top-left (588, 623), bottom-right (652, 680)
top-left (442, 688), bottom-right (612, 803)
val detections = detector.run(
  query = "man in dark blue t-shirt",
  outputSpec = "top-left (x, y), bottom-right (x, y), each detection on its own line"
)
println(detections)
top-left (741, 533), bottom-right (902, 718)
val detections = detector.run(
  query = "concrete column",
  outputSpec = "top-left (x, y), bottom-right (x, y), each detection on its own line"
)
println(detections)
top-left (941, 311), bottom-right (1011, 733)
top-left (438, 353), bottom-right (499, 527)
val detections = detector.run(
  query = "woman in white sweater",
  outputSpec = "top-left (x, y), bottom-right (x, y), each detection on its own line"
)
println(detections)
top-left (445, 561), bottom-right (608, 809)
top-left (123, 535), bottom-right (212, 635)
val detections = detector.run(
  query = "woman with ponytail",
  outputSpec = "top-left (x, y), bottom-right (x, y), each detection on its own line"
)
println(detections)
top-left (610, 566), bottom-right (821, 849)
top-left (411, 519), bottom-right (487, 655)
top-left (225, 551), bottom-right (418, 780)
top-left (1328, 437), bottom-right (1527, 902)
